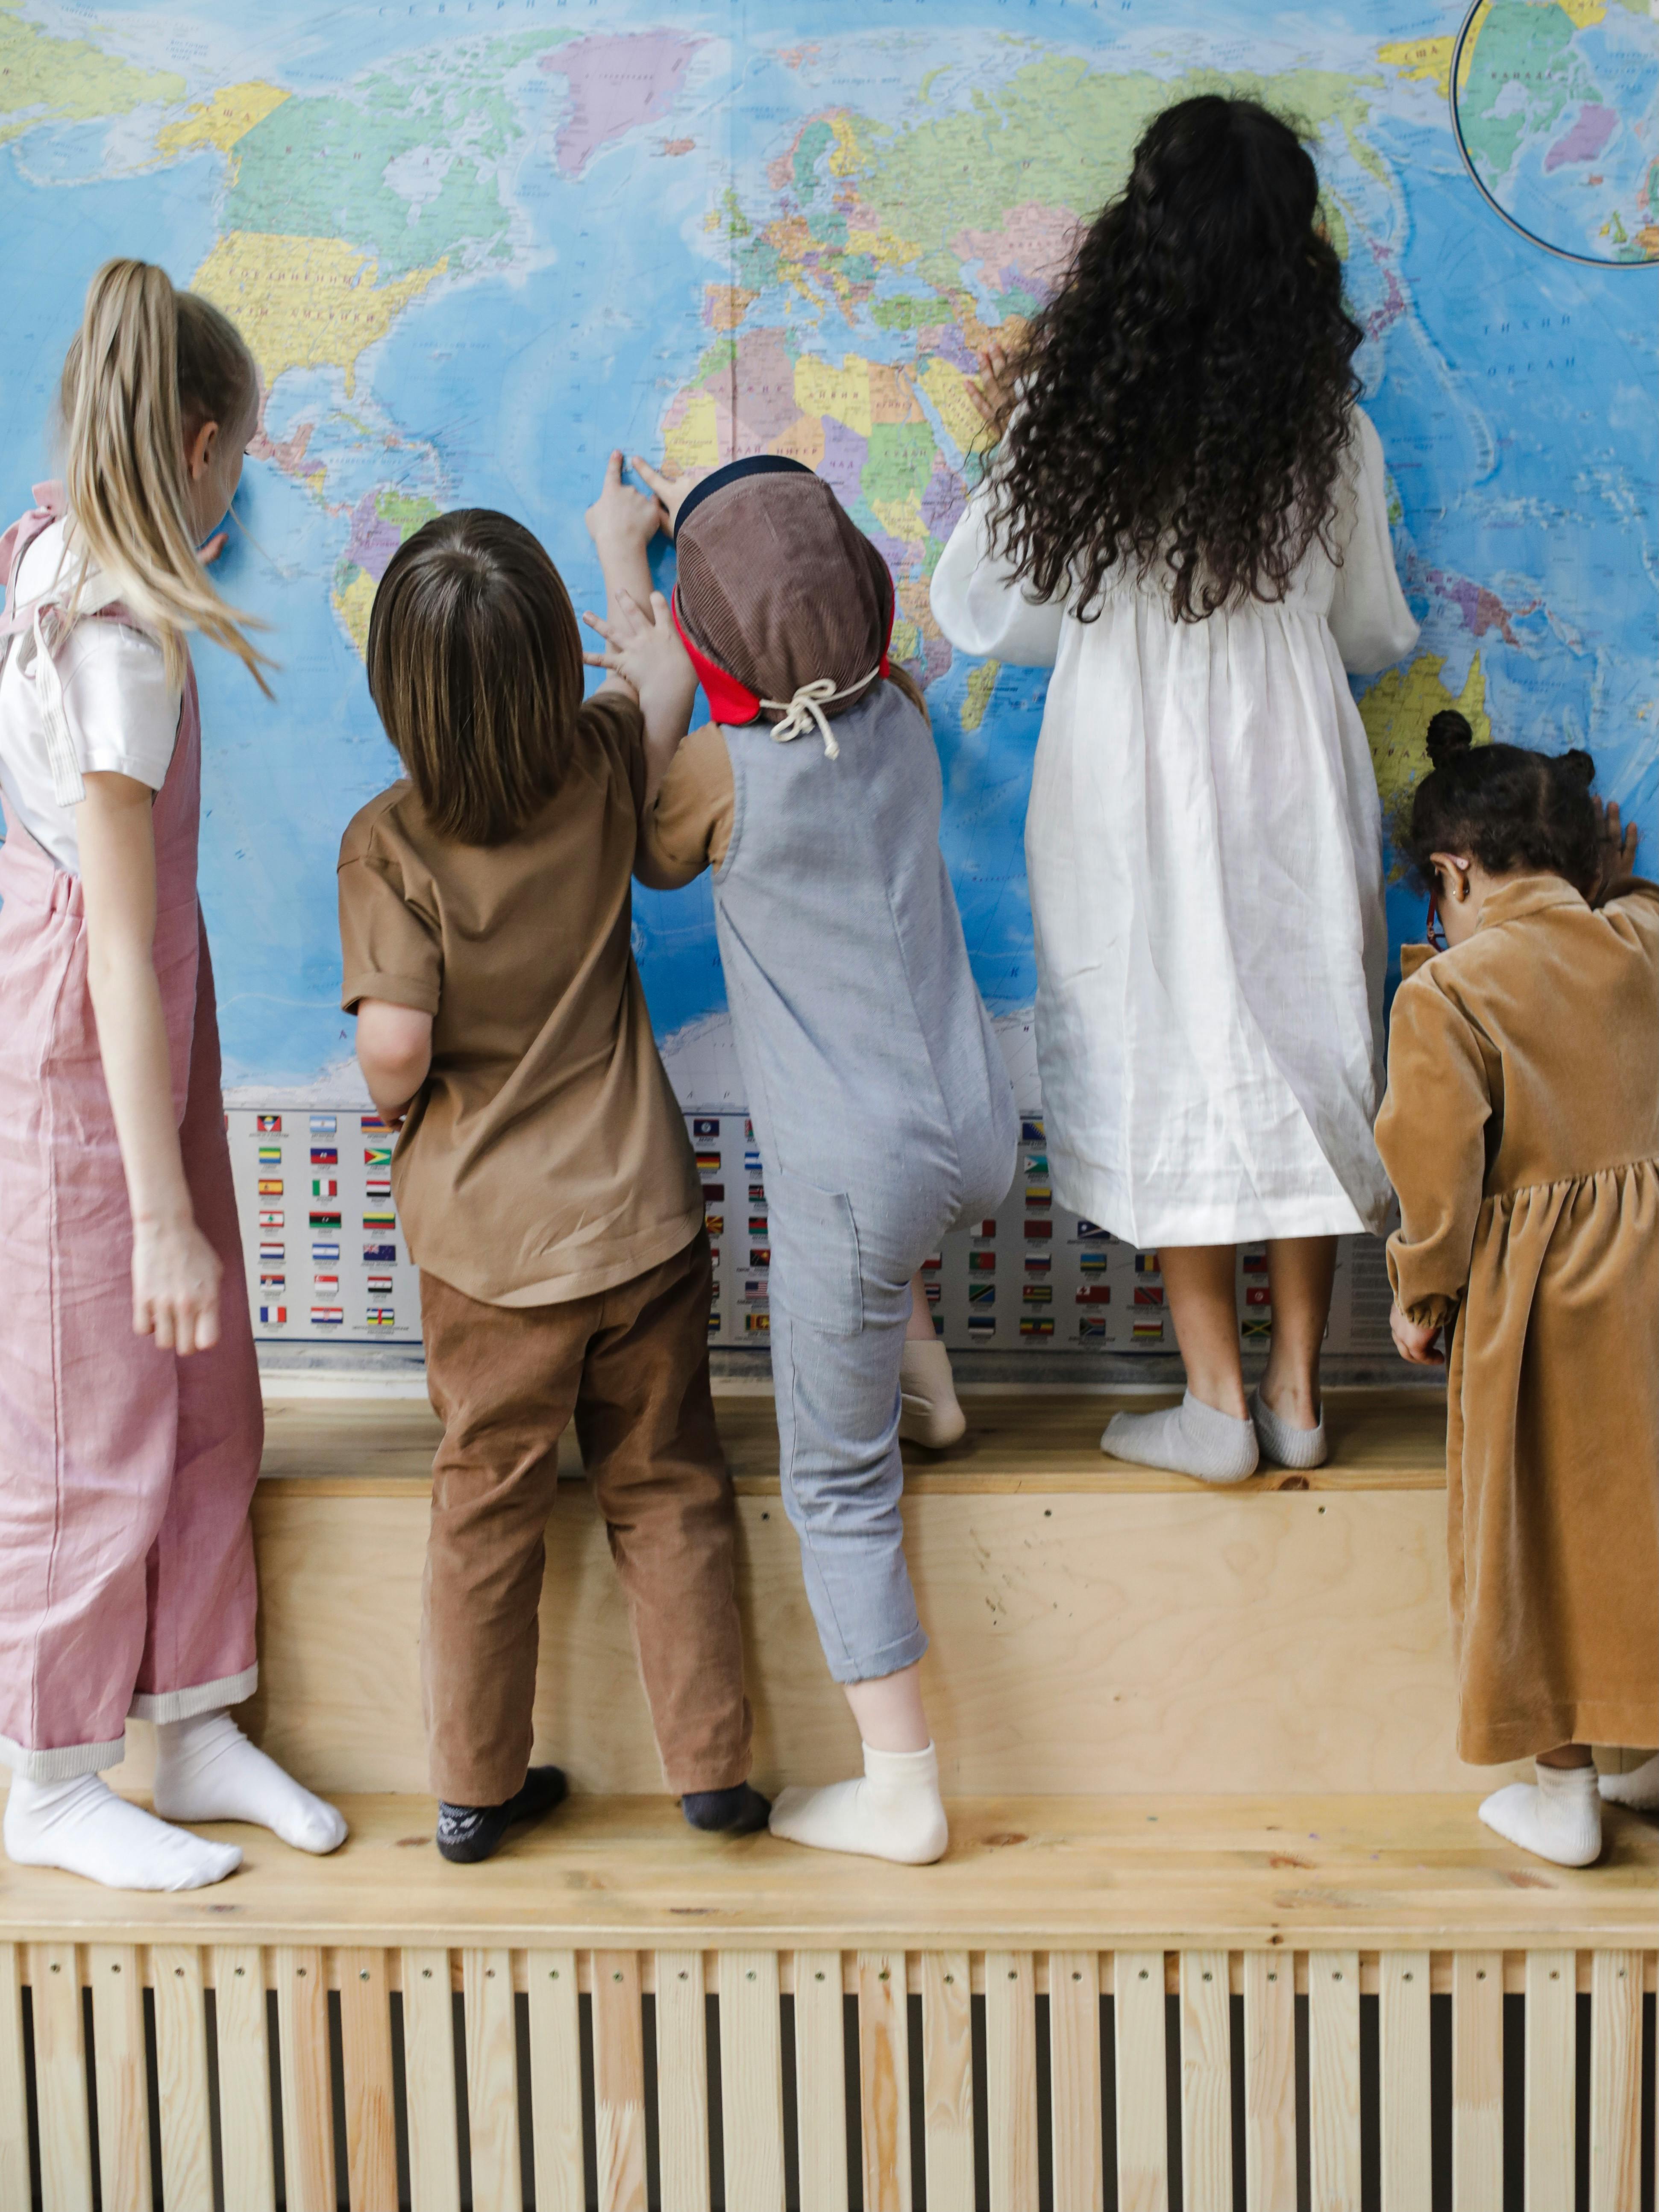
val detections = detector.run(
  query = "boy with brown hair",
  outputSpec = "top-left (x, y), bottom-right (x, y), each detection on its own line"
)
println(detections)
top-left (337, 465), bottom-right (765, 1860)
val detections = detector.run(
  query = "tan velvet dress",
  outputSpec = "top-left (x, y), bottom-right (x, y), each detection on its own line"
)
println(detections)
top-left (1375, 874), bottom-right (1659, 1764)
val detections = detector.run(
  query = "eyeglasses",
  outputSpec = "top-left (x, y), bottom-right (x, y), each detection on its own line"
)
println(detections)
top-left (1425, 888), bottom-right (1447, 952)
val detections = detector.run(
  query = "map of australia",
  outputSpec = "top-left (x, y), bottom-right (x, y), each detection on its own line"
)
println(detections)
top-left (0, 0), bottom-right (1653, 1102)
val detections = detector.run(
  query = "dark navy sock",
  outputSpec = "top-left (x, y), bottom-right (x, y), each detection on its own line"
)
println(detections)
top-left (681, 1783), bottom-right (772, 1835)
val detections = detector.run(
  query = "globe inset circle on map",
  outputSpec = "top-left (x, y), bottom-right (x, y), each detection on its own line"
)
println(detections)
top-left (1450, 0), bottom-right (1659, 265)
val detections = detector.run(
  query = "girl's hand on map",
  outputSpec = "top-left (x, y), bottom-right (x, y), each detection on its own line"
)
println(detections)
top-left (1591, 796), bottom-right (1638, 897)
top-left (967, 341), bottom-right (1018, 433)
top-left (628, 454), bottom-right (693, 535)
top-left (583, 588), bottom-right (698, 803)
top-left (586, 449), bottom-right (667, 555)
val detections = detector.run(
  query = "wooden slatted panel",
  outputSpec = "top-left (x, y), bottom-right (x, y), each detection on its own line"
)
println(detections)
top-left (1178, 1949), bottom-right (1231, 2212)
top-left (213, 1944), bottom-right (276, 2212)
top-left (1452, 1951), bottom-right (1503, 2212)
top-left (1588, 1950), bottom-right (1642, 2212)
top-left (1047, 1951), bottom-right (1102, 2212)
top-left (858, 1950), bottom-right (912, 2212)
top-left (722, 1950), bottom-right (786, 2212)
top-left (463, 1948), bottom-right (521, 2212)
top-left (794, 1949), bottom-right (850, 2212)
top-left (591, 1950), bottom-right (647, 2212)
top-left (1523, 1950), bottom-right (1574, 2212)
top-left (339, 1945), bottom-right (399, 2212)
top-left (88, 1945), bottom-right (150, 2212)
top-left (0, 1945), bottom-right (29, 2212)
top-left (526, 1952), bottom-right (583, 2212)
top-left (654, 1951), bottom-right (711, 2212)
top-left (1378, 1951), bottom-right (1430, 2212)
top-left (402, 1948), bottom-right (463, 2212)
top-left (920, 1953), bottom-right (972, 2212)
top-left (1308, 1950), bottom-right (1360, 2212)
top-left (28, 1942), bottom-right (91, 2212)
top-left (274, 1946), bottom-right (335, 2212)
top-left (152, 1943), bottom-right (214, 2212)
top-left (1113, 1951), bottom-right (1168, 2212)
top-left (986, 1951), bottom-right (1038, 2212)
top-left (1242, 1951), bottom-right (1296, 2212)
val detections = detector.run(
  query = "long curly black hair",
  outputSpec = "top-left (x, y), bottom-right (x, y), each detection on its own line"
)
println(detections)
top-left (989, 95), bottom-right (1363, 623)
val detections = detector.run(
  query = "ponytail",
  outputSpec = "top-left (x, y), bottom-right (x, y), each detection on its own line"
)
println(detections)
top-left (58, 258), bottom-right (271, 693)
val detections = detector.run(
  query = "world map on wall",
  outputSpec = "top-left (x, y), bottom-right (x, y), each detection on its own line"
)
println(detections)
top-left (1, 0), bottom-right (1655, 1103)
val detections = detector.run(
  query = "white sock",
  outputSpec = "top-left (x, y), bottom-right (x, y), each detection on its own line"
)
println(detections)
top-left (1479, 1762), bottom-right (1602, 1867)
top-left (1102, 1392), bottom-right (1259, 1483)
top-left (152, 1711), bottom-right (347, 1855)
top-left (3, 1773), bottom-right (242, 1892)
top-left (769, 1741), bottom-right (948, 1865)
top-left (1599, 1752), bottom-right (1659, 1811)
top-left (899, 1337), bottom-right (966, 1449)
top-left (1248, 1387), bottom-right (1328, 1469)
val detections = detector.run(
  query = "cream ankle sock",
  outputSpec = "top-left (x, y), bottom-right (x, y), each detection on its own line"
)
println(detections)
top-left (1249, 1387), bottom-right (1328, 1469)
top-left (1599, 1753), bottom-right (1659, 1811)
top-left (769, 1742), bottom-right (948, 1865)
top-left (1102, 1392), bottom-right (1259, 1483)
top-left (899, 1337), bottom-right (966, 1449)
top-left (153, 1712), bottom-right (347, 1854)
top-left (1479, 1762), bottom-right (1602, 1867)
top-left (3, 1773), bottom-right (242, 1892)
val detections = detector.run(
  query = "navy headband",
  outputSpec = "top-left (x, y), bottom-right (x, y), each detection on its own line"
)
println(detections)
top-left (671, 453), bottom-right (814, 541)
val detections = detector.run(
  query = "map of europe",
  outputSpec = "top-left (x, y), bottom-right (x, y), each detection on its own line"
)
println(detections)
top-left (2, 0), bottom-right (1655, 1103)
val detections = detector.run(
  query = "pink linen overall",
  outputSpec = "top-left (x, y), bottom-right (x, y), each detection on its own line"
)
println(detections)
top-left (0, 492), bottom-right (263, 1781)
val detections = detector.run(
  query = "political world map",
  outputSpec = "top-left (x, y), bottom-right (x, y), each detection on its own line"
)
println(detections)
top-left (2, 0), bottom-right (1655, 1103)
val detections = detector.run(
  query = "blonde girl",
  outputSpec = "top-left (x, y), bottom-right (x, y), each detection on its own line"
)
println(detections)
top-left (0, 259), bottom-right (344, 1890)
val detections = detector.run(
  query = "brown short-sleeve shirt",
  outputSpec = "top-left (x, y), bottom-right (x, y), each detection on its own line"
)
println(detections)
top-left (634, 723), bottom-right (735, 889)
top-left (338, 692), bottom-right (701, 1307)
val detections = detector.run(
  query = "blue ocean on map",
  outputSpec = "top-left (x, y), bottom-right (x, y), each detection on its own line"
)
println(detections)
top-left (0, 0), bottom-right (1653, 1099)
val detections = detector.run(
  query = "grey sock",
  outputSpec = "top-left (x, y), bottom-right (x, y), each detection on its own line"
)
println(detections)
top-left (1101, 1392), bottom-right (1259, 1483)
top-left (1249, 1387), bottom-right (1328, 1469)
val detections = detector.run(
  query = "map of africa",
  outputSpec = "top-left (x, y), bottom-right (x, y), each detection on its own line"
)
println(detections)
top-left (2, 0), bottom-right (1655, 1106)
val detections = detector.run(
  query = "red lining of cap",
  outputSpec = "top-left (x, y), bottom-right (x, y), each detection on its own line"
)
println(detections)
top-left (669, 578), bottom-right (899, 724)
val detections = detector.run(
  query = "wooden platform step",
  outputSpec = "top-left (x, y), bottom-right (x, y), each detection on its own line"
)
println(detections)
top-left (3, 1795), bottom-right (1652, 2212)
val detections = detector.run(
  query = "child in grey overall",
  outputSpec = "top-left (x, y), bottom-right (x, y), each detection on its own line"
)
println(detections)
top-left (584, 453), bottom-right (1017, 1862)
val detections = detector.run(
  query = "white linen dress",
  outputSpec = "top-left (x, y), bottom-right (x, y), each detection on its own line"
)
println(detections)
top-left (930, 409), bottom-right (1419, 1247)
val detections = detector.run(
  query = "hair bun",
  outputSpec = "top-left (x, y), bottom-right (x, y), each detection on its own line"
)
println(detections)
top-left (1560, 747), bottom-right (1596, 790)
top-left (1424, 708), bottom-right (1473, 769)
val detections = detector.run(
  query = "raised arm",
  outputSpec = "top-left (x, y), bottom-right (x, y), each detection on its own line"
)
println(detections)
top-left (1327, 410), bottom-right (1419, 676)
top-left (583, 453), bottom-right (698, 806)
top-left (77, 772), bottom-right (222, 1352)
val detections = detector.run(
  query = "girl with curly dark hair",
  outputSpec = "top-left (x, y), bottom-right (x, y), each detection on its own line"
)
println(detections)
top-left (1375, 711), bottom-right (1656, 1863)
top-left (931, 94), bottom-right (1419, 1480)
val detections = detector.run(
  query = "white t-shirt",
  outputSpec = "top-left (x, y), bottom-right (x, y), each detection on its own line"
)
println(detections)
top-left (0, 518), bottom-right (182, 873)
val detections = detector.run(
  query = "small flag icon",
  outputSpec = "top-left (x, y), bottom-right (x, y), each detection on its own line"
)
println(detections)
top-left (1134, 1286), bottom-right (1165, 1307)
top-left (968, 1315), bottom-right (995, 1337)
top-left (1131, 1319), bottom-right (1165, 1342)
top-left (744, 1312), bottom-right (770, 1335)
top-left (1022, 1285), bottom-right (1053, 1305)
top-left (310, 1115), bottom-right (337, 1134)
top-left (363, 1243), bottom-right (396, 1263)
top-left (1079, 1250), bottom-right (1109, 1275)
top-left (367, 1274), bottom-right (394, 1293)
top-left (693, 1117), bottom-right (720, 1138)
top-left (366, 1176), bottom-right (391, 1198)
top-left (363, 1210), bottom-right (394, 1229)
top-left (258, 1144), bottom-right (282, 1165)
top-left (367, 1307), bottom-right (396, 1328)
top-left (749, 1246), bottom-right (771, 1267)
top-left (311, 1242), bottom-right (340, 1263)
top-left (1078, 1317), bottom-right (1107, 1340)
top-left (258, 1178), bottom-right (283, 1197)
top-left (364, 1143), bottom-right (393, 1167)
top-left (705, 1213), bottom-right (724, 1236)
top-left (702, 1183), bottom-right (725, 1202)
top-left (1019, 1317), bottom-right (1054, 1337)
top-left (259, 1272), bottom-right (285, 1289)
top-left (258, 1210), bottom-right (284, 1230)
top-left (1076, 1221), bottom-right (1110, 1240)
top-left (257, 1114), bottom-right (282, 1134)
top-left (920, 1255), bottom-right (942, 1272)
top-left (1020, 1119), bottom-right (1045, 1143)
top-left (969, 1252), bottom-right (995, 1273)
top-left (696, 1152), bottom-right (722, 1173)
top-left (259, 1242), bottom-right (284, 1263)
top-left (310, 1307), bottom-right (344, 1326)
top-left (361, 1114), bottom-right (388, 1131)
top-left (1025, 1185), bottom-right (1051, 1206)
top-left (310, 1146), bottom-right (338, 1166)
top-left (1076, 1285), bottom-right (1110, 1304)
top-left (312, 1178), bottom-right (338, 1199)
top-left (1024, 1221), bottom-right (1053, 1240)
top-left (259, 1304), bottom-right (287, 1325)
top-left (1134, 1251), bottom-right (1160, 1275)
top-left (969, 1283), bottom-right (995, 1306)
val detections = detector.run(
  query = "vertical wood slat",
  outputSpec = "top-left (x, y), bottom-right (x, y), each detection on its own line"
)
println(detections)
top-left (152, 1944), bottom-right (214, 2212)
top-left (526, 1950), bottom-right (583, 2212)
top-left (722, 1950), bottom-right (786, 2212)
top-left (592, 1950), bottom-right (648, 2212)
top-left (795, 1949), bottom-right (850, 2212)
top-left (921, 1953), bottom-right (972, 2212)
top-left (0, 1945), bottom-right (29, 2212)
top-left (340, 1945), bottom-right (399, 2212)
top-left (273, 1946), bottom-right (335, 2212)
top-left (1113, 1951), bottom-right (1168, 2212)
top-left (654, 1951), bottom-right (711, 2212)
top-left (402, 1948), bottom-right (463, 2212)
top-left (1178, 1949), bottom-right (1231, 2212)
top-left (28, 1943), bottom-right (91, 2212)
top-left (986, 1951), bottom-right (1038, 2212)
top-left (1308, 1950), bottom-right (1361, 2212)
top-left (858, 1950), bottom-right (912, 2212)
top-left (1588, 1950), bottom-right (1642, 2212)
top-left (463, 1948), bottom-right (521, 2212)
top-left (213, 1944), bottom-right (276, 2212)
top-left (1452, 1951), bottom-right (1503, 2212)
top-left (1242, 1951), bottom-right (1296, 2212)
top-left (1378, 1951), bottom-right (1431, 2212)
top-left (88, 1945), bottom-right (151, 2212)
top-left (1523, 1951), bottom-right (1574, 2212)
top-left (1047, 1951), bottom-right (1103, 2212)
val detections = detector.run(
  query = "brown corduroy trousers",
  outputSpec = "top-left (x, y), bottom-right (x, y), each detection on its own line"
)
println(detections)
top-left (419, 1231), bottom-right (752, 1807)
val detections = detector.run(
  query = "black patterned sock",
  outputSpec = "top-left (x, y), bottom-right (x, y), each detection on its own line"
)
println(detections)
top-left (681, 1783), bottom-right (772, 1835)
top-left (436, 1765), bottom-right (568, 1863)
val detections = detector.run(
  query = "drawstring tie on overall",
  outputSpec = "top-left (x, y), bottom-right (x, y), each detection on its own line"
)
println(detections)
top-left (761, 669), bottom-right (880, 761)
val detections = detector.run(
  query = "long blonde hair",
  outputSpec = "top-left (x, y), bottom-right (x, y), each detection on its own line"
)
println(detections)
top-left (58, 258), bottom-right (271, 693)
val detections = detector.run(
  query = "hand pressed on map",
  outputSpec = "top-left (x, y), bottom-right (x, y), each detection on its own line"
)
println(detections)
top-left (966, 341), bottom-right (1019, 434)
top-left (628, 454), bottom-right (694, 535)
top-left (582, 586), bottom-right (697, 808)
top-left (1592, 797), bottom-right (1639, 900)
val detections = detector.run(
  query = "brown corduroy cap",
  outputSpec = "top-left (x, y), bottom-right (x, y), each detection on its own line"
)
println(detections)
top-left (673, 456), bottom-right (894, 725)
